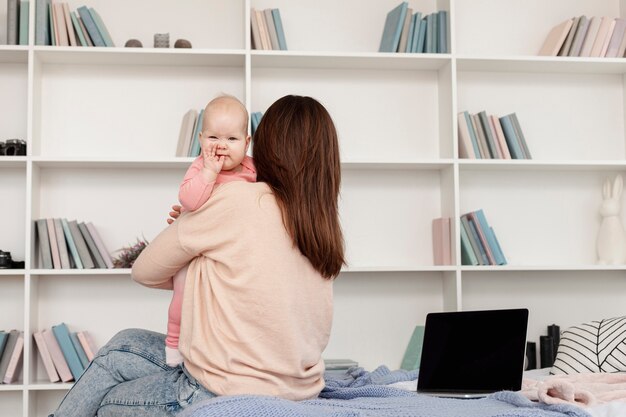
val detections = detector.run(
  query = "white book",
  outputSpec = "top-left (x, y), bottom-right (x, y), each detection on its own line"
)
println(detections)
top-left (33, 331), bottom-right (60, 382)
top-left (2, 332), bottom-right (24, 384)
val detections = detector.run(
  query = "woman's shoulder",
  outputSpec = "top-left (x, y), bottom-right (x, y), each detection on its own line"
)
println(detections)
top-left (208, 181), bottom-right (274, 210)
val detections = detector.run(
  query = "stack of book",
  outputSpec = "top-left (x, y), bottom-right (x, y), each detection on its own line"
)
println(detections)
top-left (251, 111), bottom-right (263, 136)
top-left (460, 209), bottom-right (507, 266)
top-left (379, 2), bottom-right (447, 54)
top-left (0, 330), bottom-right (24, 384)
top-left (250, 8), bottom-right (287, 50)
top-left (6, 0), bottom-right (29, 45)
top-left (35, 0), bottom-right (114, 47)
top-left (34, 218), bottom-right (113, 269)
top-left (458, 111), bottom-right (531, 160)
top-left (539, 16), bottom-right (626, 58)
top-left (33, 323), bottom-right (98, 383)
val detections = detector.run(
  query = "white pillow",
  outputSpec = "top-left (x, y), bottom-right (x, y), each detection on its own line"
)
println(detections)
top-left (550, 316), bottom-right (626, 375)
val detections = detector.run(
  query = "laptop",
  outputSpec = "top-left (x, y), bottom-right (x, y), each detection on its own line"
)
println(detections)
top-left (416, 308), bottom-right (529, 398)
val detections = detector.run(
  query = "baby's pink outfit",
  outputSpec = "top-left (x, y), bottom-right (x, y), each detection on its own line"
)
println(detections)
top-left (166, 155), bottom-right (256, 365)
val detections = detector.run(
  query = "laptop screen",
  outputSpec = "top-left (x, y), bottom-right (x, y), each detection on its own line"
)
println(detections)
top-left (417, 308), bottom-right (529, 394)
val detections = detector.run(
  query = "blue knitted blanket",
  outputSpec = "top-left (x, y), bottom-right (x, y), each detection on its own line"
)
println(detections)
top-left (181, 366), bottom-right (592, 417)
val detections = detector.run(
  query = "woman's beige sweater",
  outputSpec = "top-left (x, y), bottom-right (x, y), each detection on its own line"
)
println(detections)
top-left (132, 181), bottom-right (333, 400)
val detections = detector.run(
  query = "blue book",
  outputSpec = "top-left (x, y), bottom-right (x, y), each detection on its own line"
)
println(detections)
top-left (189, 109), bottom-right (204, 157)
top-left (35, 0), bottom-right (50, 45)
top-left (460, 215), bottom-right (484, 265)
top-left (437, 10), bottom-right (448, 53)
top-left (463, 111), bottom-right (482, 159)
top-left (69, 332), bottom-right (89, 368)
top-left (379, 2), bottom-right (408, 52)
top-left (89, 7), bottom-right (114, 47)
top-left (406, 13), bottom-right (416, 53)
top-left (415, 17), bottom-right (427, 53)
top-left (70, 11), bottom-right (87, 47)
top-left (499, 115), bottom-right (524, 159)
top-left (77, 6), bottom-right (105, 46)
top-left (491, 227), bottom-right (507, 265)
top-left (61, 218), bottom-right (83, 269)
top-left (410, 12), bottom-right (422, 53)
top-left (467, 217), bottom-right (489, 265)
top-left (425, 14), bottom-right (435, 53)
top-left (459, 223), bottom-right (478, 265)
top-left (52, 323), bottom-right (84, 380)
top-left (510, 113), bottom-right (532, 159)
top-left (19, 1), bottom-right (29, 45)
top-left (271, 9), bottom-right (287, 50)
top-left (474, 209), bottom-right (506, 265)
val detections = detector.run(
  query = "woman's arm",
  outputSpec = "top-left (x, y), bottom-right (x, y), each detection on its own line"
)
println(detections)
top-left (131, 219), bottom-right (195, 290)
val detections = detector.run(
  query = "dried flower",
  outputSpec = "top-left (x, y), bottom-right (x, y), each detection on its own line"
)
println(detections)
top-left (112, 237), bottom-right (149, 268)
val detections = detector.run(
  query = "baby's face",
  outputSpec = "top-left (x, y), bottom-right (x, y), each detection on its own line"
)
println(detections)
top-left (200, 105), bottom-right (250, 171)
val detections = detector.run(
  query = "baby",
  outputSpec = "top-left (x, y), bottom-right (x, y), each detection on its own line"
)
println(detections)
top-left (165, 95), bottom-right (256, 366)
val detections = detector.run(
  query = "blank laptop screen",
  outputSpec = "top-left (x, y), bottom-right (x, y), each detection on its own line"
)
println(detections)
top-left (417, 308), bottom-right (529, 394)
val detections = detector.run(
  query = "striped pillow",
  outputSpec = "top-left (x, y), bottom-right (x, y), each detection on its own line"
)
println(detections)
top-left (550, 316), bottom-right (626, 375)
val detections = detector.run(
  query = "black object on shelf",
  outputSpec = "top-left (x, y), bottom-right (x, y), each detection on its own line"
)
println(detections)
top-left (540, 335), bottom-right (555, 368)
top-left (0, 139), bottom-right (26, 156)
top-left (526, 341), bottom-right (537, 370)
top-left (547, 324), bottom-right (560, 358)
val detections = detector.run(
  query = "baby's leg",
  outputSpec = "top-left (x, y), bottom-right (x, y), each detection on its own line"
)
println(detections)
top-left (165, 264), bottom-right (188, 367)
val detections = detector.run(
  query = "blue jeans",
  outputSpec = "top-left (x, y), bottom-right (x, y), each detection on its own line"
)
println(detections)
top-left (49, 328), bottom-right (216, 417)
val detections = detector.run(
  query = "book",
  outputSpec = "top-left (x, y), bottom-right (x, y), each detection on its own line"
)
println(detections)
top-left (46, 218), bottom-right (61, 269)
top-left (409, 12), bottom-right (422, 53)
top-left (538, 18), bottom-right (573, 56)
top-left (432, 217), bottom-right (451, 265)
top-left (459, 223), bottom-right (478, 266)
top-left (462, 111), bottom-right (480, 158)
top-left (42, 328), bottom-right (73, 382)
top-left (76, 331), bottom-right (98, 361)
top-left (499, 114), bottom-right (524, 159)
top-left (189, 109), bottom-right (204, 157)
top-left (33, 330), bottom-right (60, 382)
top-left (467, 212), bottom-right (496, 265)
top-left (62, 3), bottom-right (77, 46)
top-left (457, 112), bottom-right (476, 159)
top-left (478, 111), bottom-right (500, 159)
top-left (89, 7), bottom-right (114, 47)
top-left (379, 2), bottom-right (408, 53)
top-left (48, 0), bottom-right (56, 46)
top-left (255, 9), bottom-right (271, 50)
top-left (509, 113), bottom-right (531, 159)
top-left (78, 222), bottom-right (106, 268)
top-left (460, 215), bottom-right (485, 265)
top-left (397, 7), bottom-right (412, 53)
top-left (52, 323), bottom-right (84, 380)
top-left (568, 15), bottom-right (589, 57)
top-left (590, 17), bottom-right (614, 57)
top-left (250, 8), bottom-right (262, 50)
top-left (86, 222), bottom-right (113, 268)
top-left (600, 18), bottom-right (616, 57)
top-left (18, 1), bottom-right (29, 45)
top-left (0, 330), bottom-right (19, 381)
top-left (400, 325), bottom-right (424, 370)
top-left (415, 16), bottom-right (427, 53)
top-left (35, 0), bottom-right (50, 45)
top-left (2, 332), bottom-right (24, 384)
top-left (618, 25), bottom-right (626, 57)
top-left (68, 220), bottom-right (95, 269)
top-left (490, 115), bottom-right (511, 159)
top-left (558, 16), bottom-right (580, 57)
top-left (70, 10), bottom-right (87, 46)
top-left (61, 218), bottom-right (83, 269)
top-left (263, 9), bottom-right (280, 50)
top-left (77, 13), bottom-right (93, 46)
top-left (425, 13), bottom-right (436, 53)
top-left (0, 332), bottom-right (8, 360)
top-left (36, 219), bottom-right (53, 269)
top-left (53, 3), bottom-right (69, 46)
top-left (271, 9), bottom-right (287, 50)
top-left (580, 16), bottom-right (601, 57)
top-left (53, 218), bottom-right (71, 269)
top-left (437, 10), bottom-right (448, 53)
top-left (69, 332), bottom-right (89, 369)
top-left (605, 18), bottom-right (626, 58)
top-left (175, 109), bottom-right (198, 157)
top-left (7, 0), bottom-right (19, 45)
top-left (77, 6), bottom-right (105, 46)
top-left (474, 209), bottom-right (506, 265)
top-left (471, 113), bottom-right (491, 158)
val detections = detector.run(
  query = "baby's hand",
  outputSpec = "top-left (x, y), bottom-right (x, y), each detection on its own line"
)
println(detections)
top-left (201, 141), bottom-right (224, 174)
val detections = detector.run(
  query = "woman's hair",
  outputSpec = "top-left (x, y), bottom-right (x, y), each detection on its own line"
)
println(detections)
top-left (253, 95), bottom-right (345, 279)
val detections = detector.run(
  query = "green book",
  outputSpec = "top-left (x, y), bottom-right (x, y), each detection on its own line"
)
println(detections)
top-left (19, 1), bottom-right (29, 45)
top-left (400, 325), bottom-right (425, 370)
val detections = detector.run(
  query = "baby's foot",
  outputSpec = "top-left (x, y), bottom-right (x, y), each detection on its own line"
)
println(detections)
top-left (165, 346), bottom-right (184, 367)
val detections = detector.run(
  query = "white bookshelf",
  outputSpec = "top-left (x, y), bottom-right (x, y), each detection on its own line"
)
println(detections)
top-left (2, 0), bottom-right (626, 415)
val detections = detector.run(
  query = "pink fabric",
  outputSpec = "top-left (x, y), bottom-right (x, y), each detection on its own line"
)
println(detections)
top-left (168, 156), bottom-right (257, 349)
top-left (179, 155), bottom-right (256, 212)
top-left (521, 373), bottom-right (626, 407)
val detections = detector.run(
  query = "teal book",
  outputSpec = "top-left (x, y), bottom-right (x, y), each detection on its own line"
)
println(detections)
top-left (35, 0), bottom-right (49, 45)
top-left (460, 223), bottom-right (478, 265)
top-left (460, 215), bottom-right (484, 265)
top-left (52, 323), bottom-right (84, 380)
top-left (490, 227), bottom-right (507, 265)
top-left (478, 111), bottom-right (499, 159)
top-left (400, 325), bottom-right (425, 370)
top-left (468, 212), bottom-right (496, 265)
top-left (379, 2), bottom-right (408, 52)
top-left (510, 113), bottom-right (532, 159)
top-left (68, 220), bottom-right (95, 269)
top-left (406, 12), bottom-right (416, 53)
top-left (61, 218), bottom-right (83, 269)
top-left (415, 17), bottom-right (427, 53)
top-left (474, 209), bottom-right (506, 265)
top-left (89, 7), bottom-right (114, 47)
top-left (425, 13), bottom-right (435, 53)
top-left (271, 9), bottom-right (287, 50)
top-left (499, 115), bottom-right (524, 159)
top-left (36, 219), bottom-right (53, 269)
top-left (69, 332), bottom-right (89, 368)
top-left (189, 109), bottom-right (204, 157)
top-left (409, 12), bottom-right (422, 53)
top-left (70, 11), bottom-right (87, 46)
top-left (19, 1), bottom-right (29, 45)
top-left (77, 6), bottom-right (105, 46)
top-left (437, 10), bottom-right (448, 53)
top-left (78, 222), bottom-right (106, 268)
top-left (0, 330), bottom-right (19, 381)
top-left (463, 111), bottom-right (481, 159)
top-left (467, 216), bottom-right (489, 265)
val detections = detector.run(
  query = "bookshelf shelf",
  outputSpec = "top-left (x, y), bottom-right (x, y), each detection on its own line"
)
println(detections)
top-left (4, 0), bottom-right (626, 415)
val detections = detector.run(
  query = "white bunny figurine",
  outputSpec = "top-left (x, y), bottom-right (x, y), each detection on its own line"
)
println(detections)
top-left (596, 174), bottom-right (626, 265)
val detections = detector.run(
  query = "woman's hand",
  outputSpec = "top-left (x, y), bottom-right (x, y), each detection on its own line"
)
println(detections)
top-left (167, 205), bottom-right (182, 224)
